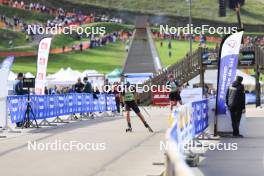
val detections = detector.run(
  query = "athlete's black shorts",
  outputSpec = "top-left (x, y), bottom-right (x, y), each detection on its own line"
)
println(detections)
top-left (169, 91), bottom-right (182, 101)
top-left (125, 100), bottom-right (140, 113)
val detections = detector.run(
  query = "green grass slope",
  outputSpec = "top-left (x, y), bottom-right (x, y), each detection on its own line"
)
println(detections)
top-left (21, 0), bottom-right (264, 25)
top-left (9, 41), bottom-right (127, 74)
top-left (0, 5), bottom-right (54, 23)
top-left (0, 40), bottom-right (216, 74)
top-left (0, 28), bottom-right (30, 49)
top-left (65, 0), bottom-right (264, 25)
top-left (156, 40), bottom-right (216, 66)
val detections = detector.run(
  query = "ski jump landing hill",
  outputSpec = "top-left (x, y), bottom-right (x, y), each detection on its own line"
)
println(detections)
top-left (122, 16), bottom-right (163, 83)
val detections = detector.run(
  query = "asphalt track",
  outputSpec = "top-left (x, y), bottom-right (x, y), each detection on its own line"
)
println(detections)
top-left (0, 107), bottom-right (169, 176)
top-left (1, 107), bottom-right (264, 176)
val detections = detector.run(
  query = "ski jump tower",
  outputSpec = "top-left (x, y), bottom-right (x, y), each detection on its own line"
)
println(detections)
top-left (122, 16), bottom-right (163, 83)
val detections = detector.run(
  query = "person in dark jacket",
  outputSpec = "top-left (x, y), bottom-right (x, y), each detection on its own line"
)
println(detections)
top-left (83, 77), bottom-right (92, 93)
top-left (74, 78), bottom-right (84, 93)
top-left (226, 76), bottom-right (246, 138)
top-left (113, 82), bottom-right (121, 114)
top-left (104, 79), bottom-right (112, 94)
top-left (14, 73), bottom-right (28, 127)
top-left (14, 73), bottom-right (28, 95)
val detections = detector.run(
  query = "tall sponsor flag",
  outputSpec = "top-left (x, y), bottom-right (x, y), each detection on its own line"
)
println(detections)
top-left (0, 56), bottom-right (14, 71)
top-left (0, 56), bottom-right (14, 95)
top-left (35, 37), bottom-right (52, 95)
top-left (0, 56), bottom-right (14, 128)
top-left (216, 31), bottom-right (244, 115)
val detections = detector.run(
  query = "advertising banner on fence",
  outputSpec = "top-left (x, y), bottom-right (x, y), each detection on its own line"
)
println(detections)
top-left (216, 31), bottom-right (244, 114)
top-left (181, 88), bottom-right (203, 104)
top-left (152, 89), bottom-right (170, 106)
top-left (35, 38), bottom-right (52, 95)
top-left (239, 50), bottom-right (255, 66)
top-left (7, 93), bottom-right (117, 123)
top-left (169, 103), bottom-right (194, 152)
top-left (202, 51), bottom-right (218, 65)
top-left (152, 88), bottom-right (203, 106)
top-left (124, 73), bottom-right (153, 85)
top-left (0, 56), bottom-right (14, 128)
top-left (169, 99), bottom-right (208, 152)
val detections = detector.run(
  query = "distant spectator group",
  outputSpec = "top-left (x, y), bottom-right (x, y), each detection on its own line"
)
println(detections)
top-left (0, 0), bottom-right (123, 34)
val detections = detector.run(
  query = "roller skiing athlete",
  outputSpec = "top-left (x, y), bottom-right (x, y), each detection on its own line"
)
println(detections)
top-left (166, 74), bottom-right (182, 112)
top-left (121, 82), bottom-right (153, 133)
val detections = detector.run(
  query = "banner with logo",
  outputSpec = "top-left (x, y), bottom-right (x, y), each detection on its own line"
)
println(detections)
top-left (216, 31), bottom-right (244, 114)
top-left (7, 93), bottom-right (117, 123)
top-left (152, 89), bottom-right (170, 106)
top-left (0, 56), bottom-right (14, 96)
top-left (169, 103), bottom-right (194, 152)
top-left (0, 56), bottom-right (14, 128)
top-left (239, 51), bottom-right (255, 66)
top-left (152, 88), bottom-right (203, 106)
top-left (169, 99), bottom-right (208, 152)
top-left (181, 88), bottom-right (203, 104)
top-left (35, 38), bottom-right (52, 95)
top-left (124, 73), bottom-right (153, 85)
top-left (192, 99), bottom-right (208, 135)
top-left (0, 56), bottom-right (14, 71)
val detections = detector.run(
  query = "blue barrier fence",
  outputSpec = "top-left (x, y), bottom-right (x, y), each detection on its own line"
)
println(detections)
top-left (169, 99), bottom-right (209, 148)
top-left (7, 93), bottom-right (117, 123)
top-left (192, 99), bottom-right (209, 135)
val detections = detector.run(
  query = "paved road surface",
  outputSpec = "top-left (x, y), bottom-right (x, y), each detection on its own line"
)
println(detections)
top-left (193, 116), bottom-right (264, 176)
top-left (2, 106), bottom-right (264, 176)
top-left (0, 107), bottom-right (169, 176)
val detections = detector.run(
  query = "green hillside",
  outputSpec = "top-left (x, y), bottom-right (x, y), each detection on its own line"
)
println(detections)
top-left (0, 40), bottom-right (216, 74)
top-left (22, 0), bottom-right (264, 25)
top-left (0, 5), bottom-right (54, 23)
top-left (0, 29), bottom-right (30, 49)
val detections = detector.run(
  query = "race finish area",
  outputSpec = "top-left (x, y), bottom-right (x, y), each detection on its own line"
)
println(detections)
top-left (0, 107), bottom-right (169, 176)
top-left (1, 0), bottom-right (264, 176)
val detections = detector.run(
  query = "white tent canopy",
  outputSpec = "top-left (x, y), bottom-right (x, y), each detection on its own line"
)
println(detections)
top-left (47, 68), bottom-right (65, 80)
top-left (189, 70), bottom-right (263, 89)
top-left (25, 72), bottom-right (35, 78)
top-left (47, 68), bottom-right (104, 86)
top-left (48, 68), bottom-right (82, 85)
top-left (9, 68), bottom-right (106, 88)
top-left (81, 70), bottom-right (99, 77)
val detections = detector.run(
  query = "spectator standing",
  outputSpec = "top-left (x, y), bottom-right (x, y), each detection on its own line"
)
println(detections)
top-left (113, 82), bottom-right (121, 114)
top-left (168, 40), bottom-right (172, 49)
top-left (226, 76), bottom-right (246, 138)
top-left (168, 50), bottom-right (172, 58)
top-left (44, 86), bottom-right (49, 95)
top-left (74, 78), bottom-right (84, 93)
top-left (13, 73), bottom-right (28, 127)
top-left (83, 77), bottom-right (92, 93)
top-left (14, 73), bottom-right (28, 95)
top-left (79, 42), bottom-right (83, 52)
top-left (104, 79), bottom-right (112, 94)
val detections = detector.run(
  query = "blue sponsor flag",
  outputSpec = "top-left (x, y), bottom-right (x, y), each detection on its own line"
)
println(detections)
top-left (0, 56), bottom-right (14, 71)
top-left (216, 31), bottom-right (244, 115)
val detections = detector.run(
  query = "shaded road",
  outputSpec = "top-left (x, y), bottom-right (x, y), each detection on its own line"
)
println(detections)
top-left (193, 117), bottom-right (264, 176)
